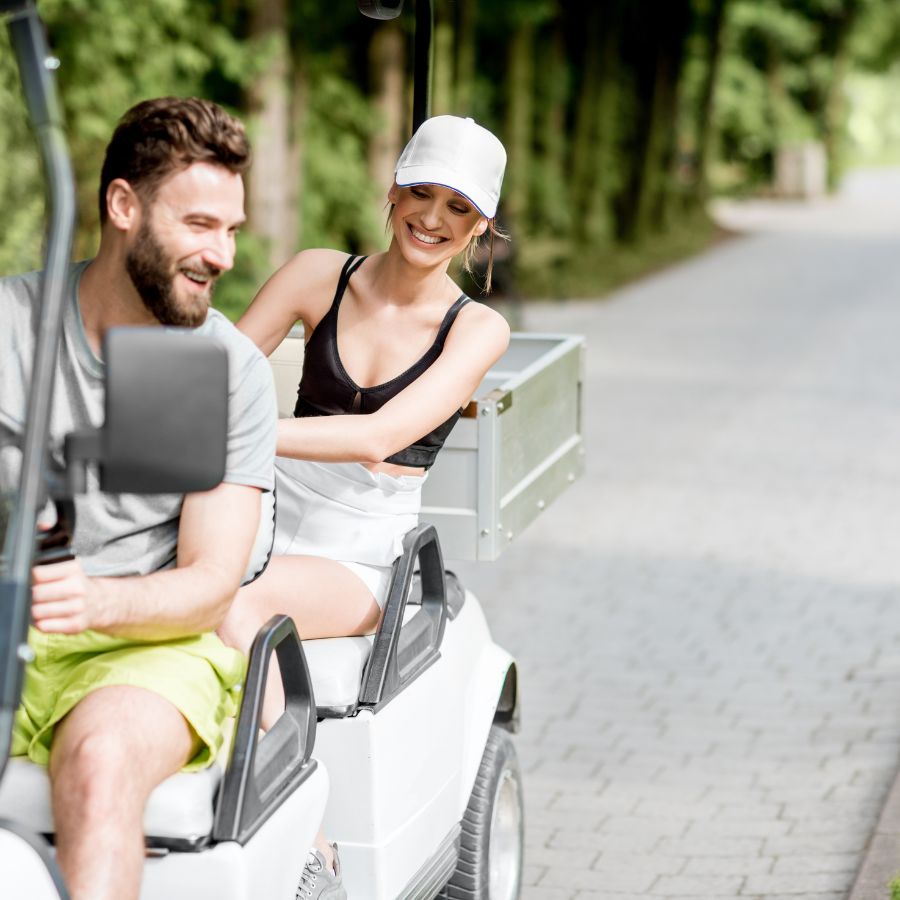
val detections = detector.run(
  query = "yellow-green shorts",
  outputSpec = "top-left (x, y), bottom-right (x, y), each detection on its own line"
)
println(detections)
top-left (12, 627), bottom-right (245, 772)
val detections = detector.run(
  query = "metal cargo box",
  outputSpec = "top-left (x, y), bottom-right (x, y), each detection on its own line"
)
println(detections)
top-left (421, 333), bottom-right (585, 560)
top-left (269, 331), bottom-right (585, 561)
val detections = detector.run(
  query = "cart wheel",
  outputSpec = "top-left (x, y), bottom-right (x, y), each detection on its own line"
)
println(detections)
top-left (439, 725), bottom-right (524, 900)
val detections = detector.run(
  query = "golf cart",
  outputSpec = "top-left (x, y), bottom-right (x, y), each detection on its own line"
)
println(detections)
top-left (0, 2), bottom-right (584, 898)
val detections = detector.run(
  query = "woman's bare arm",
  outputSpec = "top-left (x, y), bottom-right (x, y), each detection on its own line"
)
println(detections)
top-left (237, 248), bottom-right (348, 355)
top-left (276, 302), bottom-right (510, 463)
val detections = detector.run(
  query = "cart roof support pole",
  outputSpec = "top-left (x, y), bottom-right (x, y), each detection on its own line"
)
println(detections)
top-left (0, 0), bottom-right (76, 782)
top-left (412, 0), bottom-right (433, 133)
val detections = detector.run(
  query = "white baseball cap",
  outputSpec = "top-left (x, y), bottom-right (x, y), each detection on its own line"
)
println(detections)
top-left (394, 115), bottom-right (506, 219)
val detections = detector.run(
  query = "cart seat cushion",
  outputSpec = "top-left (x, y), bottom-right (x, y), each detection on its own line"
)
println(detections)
top-left (0, 756), bottom-right (223, 842)
top-left (301, 603), bottom-right (424, 713)
top-left (303, 635), bottom-right (373, 711)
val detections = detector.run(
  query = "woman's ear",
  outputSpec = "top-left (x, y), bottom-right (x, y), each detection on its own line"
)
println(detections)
top-left (106, 179), bottom-right (140, 232)
top-left (387, 182), bottom-right (399, 204)
top-left (473, 217), bottom-right (489, 238)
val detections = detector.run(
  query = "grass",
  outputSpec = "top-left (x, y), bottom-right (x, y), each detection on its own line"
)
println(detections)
top-left (513, 209), bottom-right (722, 301)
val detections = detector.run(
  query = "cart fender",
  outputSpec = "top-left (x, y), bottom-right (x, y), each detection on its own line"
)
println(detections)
top-left (457, 619), bottom-right (518, 808)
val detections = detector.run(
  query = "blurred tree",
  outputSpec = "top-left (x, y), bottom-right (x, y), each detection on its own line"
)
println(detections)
top-left (566, 0), bottom-right (623, 245)
top-left (693, 0), bottom-right (730, 202)
top-left (453, 0), bottom-right (478, 114)
top-left (368, 20), bottom-right (405, 198)
top-left (246, 0), bottom-right (297, 269)
top-left (618, 0), bottom-right (693, 241)
top-left (3, 0), bottom-right (897, 303)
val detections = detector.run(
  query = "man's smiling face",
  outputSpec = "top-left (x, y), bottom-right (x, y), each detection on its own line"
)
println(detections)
top-left (125, 162), bottom-right (245, 327)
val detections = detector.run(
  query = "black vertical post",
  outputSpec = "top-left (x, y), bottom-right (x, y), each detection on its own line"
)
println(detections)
top-left (0, 0), bottom-right (76, 782)
top-left (412, 0), bottom-right (433, 133)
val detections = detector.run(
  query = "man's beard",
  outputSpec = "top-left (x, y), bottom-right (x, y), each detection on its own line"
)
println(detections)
top-left (125, 220), bottom-right (219, 328)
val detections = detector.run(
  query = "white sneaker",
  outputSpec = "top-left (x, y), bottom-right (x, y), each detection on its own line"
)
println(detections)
top-left (296, 844), bottom-right (347, 900)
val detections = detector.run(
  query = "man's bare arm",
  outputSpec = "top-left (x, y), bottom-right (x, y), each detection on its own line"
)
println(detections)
top-left (31, 481), bottom-right (262, 640)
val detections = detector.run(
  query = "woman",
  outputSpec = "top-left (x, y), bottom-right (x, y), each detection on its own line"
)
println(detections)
top-left (218, 115), bottom-right (509, 897)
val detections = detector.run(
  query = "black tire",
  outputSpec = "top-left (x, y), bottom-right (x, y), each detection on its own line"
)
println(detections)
top-left (438, 725), bottom-right (524, 900)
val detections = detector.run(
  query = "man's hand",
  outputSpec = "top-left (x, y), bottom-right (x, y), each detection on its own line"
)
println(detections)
top-left (31, 559), bottom-right (109, 634)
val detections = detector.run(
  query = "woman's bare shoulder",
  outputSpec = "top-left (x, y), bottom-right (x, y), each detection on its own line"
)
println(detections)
top-left (445, 297), bottom-right (511, 365)
top-left (275, 248), bottom-right (351, 292)
top-left (251, 248), bottom-right (351, 321)
top-left (459, 298), bottom-right (511, 340)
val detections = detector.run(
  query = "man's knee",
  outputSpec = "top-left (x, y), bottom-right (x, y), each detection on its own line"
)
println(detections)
top-left (51, 728), bottom-right (143, 816)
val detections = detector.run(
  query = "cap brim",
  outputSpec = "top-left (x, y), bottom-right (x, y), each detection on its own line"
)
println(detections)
top-left (395, 164), bottom-right (497, 218)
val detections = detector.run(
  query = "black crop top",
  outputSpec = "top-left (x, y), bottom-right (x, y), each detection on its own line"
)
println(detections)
top-left (293, 255), bottom-right (471, 469)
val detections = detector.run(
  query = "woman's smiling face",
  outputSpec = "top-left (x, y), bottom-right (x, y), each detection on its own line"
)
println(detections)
top-left (388, 182), bottom-right (488, 266)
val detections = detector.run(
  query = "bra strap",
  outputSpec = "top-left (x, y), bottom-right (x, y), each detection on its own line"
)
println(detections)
top-left (330, 254), bottom-right (368, 310)
top-left (434, 294), bottom-right (471, 347)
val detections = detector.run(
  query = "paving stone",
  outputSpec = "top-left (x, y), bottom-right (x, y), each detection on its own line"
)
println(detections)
top-left (743, 872), bottom-right (856, 894)
top-left (656, 836), bottom-right (765, 858)
top-left (524, 865), bottom-right (548, 886)
top-left (600, 816), bottom-right (691, 838)
top-left (591, 853), bottom-right (686, 877)
top-left (528, 847), bottom-right (600, 871)
top-left (651, 875), bottom-right (746, 895)
top-left (521, 887), bottom-right (575, 900)
top-left (682, 856), bottom-right (774, 876)
top-left (549, 831), bottom-right (661, 855)
top-left (770, 853), bottom-right (858, 874)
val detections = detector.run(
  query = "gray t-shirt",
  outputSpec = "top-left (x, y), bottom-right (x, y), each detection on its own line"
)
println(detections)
top-left (0, 260), bottom-right (277, 579)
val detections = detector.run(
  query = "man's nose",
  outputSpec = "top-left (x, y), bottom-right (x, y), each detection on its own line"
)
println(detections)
top-left (203, 231), bottom-right (235, 272)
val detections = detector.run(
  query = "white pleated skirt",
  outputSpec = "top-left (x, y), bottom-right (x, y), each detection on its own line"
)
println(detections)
top-left (272, 457), bottom-right (425, 569)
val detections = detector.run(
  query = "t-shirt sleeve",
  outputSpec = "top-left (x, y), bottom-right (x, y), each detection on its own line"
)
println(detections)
top-left (224, 343), bottom-right (278, 492)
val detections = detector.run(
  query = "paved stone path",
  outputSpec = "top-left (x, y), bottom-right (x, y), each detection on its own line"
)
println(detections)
top-left (451, 170), bottom-right (900, 899)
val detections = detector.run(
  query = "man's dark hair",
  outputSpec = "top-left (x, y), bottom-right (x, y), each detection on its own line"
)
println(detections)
top-left (98, 96), bottom-right (250, 223)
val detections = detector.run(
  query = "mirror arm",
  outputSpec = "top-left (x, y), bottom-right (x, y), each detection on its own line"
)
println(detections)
top-left (64, 429), bottom-right (102, 494)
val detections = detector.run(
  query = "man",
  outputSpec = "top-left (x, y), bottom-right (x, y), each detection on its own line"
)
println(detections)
top-left (0, 97), bottom-right (277, 900)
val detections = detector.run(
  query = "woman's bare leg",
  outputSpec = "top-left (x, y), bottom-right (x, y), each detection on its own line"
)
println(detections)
top-left (218, 555), bottom-right (380, 877)
top-left (218, 554), bottom-right (382, 726)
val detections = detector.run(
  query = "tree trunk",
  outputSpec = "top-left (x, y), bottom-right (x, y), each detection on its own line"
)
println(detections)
top-left (694, 0), bottom-right (729, 203)
top-left (289, 53), bottom-right (307, 249)
top-left (819, 2), bottom-right (861, 189)
top-left (432, 12), bottom-right (455, 116)
top-left (368, 22), bottom-right (405, 200)
top-left (624, 0), bottom-right (692, 241)
top-left (453, 0), bottom-right (477, 115)
top-left (503, 21), bottom-right (536, 234)
top-left (569, 1), bottom-right (621, 244)
top-left (246, 0), bottom-right (297, 269)
top-left (530, 20), bottom-right (570, 234)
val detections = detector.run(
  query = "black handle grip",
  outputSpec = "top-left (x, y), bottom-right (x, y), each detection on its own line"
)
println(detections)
top-left (213, 615), bottom-right (317, 845)
top-left (359, 523), bottom-right (447, 709)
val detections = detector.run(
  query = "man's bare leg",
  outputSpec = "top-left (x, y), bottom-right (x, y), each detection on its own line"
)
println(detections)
top-left (49, 685), bottom-right (198, 900)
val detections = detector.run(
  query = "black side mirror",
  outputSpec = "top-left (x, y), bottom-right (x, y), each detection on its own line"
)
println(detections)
top-left (65, 327), bottom-right (228, 495)
top-left (358, 0), bottom-right (403, 20)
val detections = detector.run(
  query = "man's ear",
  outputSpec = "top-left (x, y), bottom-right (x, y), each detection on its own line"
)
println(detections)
top-left (473, 217), bottom-right (489, 238)
top-left (105, 179), bottom-right (140, 232)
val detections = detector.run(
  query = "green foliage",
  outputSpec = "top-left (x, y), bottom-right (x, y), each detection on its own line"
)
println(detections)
top-left (846, 66), bottom-right (900, 166)
top-left (213, 230), bottom-right (272, 323)
top-left (300, 58), bottom-right (385, 253)
top-left (3, 0), bottom-right (899, 302)
top-left (851, 0), bottom-right (900, 72)
top-left (516, 207), bottom-right (718, 300)
top-left (0, 30), bottom-right (44, 276)
top-left (891, 874), bottom-right (900, 900)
